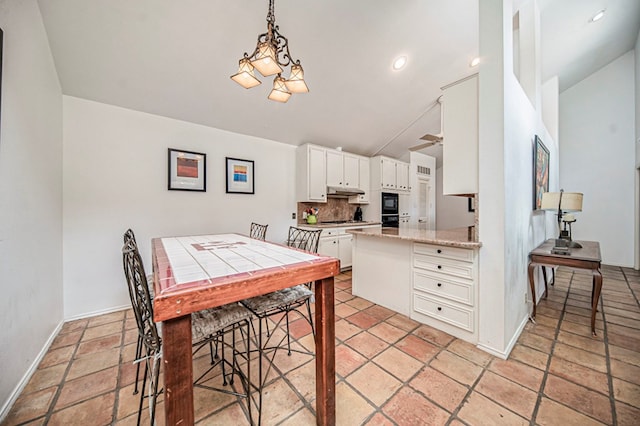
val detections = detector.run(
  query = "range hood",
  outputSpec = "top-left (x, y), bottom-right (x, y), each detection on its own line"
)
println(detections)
top-left (327, 186), bottom-right (365, 196)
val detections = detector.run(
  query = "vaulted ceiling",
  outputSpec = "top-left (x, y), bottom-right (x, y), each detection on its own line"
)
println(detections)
top-left (38, 0), bottom-right (640, 162)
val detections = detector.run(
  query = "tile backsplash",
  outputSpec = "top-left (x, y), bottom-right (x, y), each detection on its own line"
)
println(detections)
top-left (297, 198), bottom-right (359, 224)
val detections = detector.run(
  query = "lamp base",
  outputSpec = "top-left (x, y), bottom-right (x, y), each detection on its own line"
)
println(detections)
top-left (551, 238), bottom-right (571, 255)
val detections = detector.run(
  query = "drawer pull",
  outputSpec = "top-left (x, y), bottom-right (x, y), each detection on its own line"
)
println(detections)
top-left (437, 307), bottom-right (442, 311)
top-left (437, 283), bottom-right (442, 287)
top-left (437, 265), bottom-right (442, 270)
top-left (437, 249), bottom-right (442, 254)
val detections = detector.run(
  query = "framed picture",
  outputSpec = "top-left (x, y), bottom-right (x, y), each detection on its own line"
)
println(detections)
top-left (168, 148), bottom-right (206, 191)
top-left (533, 135), bottom-right (550, 210)
top-left (468, 197), bottom-right (475, 213)
top-left (1, 27), bottom-right (4, 145)
top-left (225, 157), bottom-right (254, 194)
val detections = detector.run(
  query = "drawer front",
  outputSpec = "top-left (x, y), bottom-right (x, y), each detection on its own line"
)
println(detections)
top-left (321, 228), bottom-right (344, 237)
top-left (414, 254), bottom-right (474, 280)
top-left (413, 293), bottom-right (474, 332)
top-left (413, 272), bottom-right (473, 306)
top-left (414, 243), bottom-right (473, 262)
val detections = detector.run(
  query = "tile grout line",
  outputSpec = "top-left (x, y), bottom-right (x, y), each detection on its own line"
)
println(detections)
top-left (600, 268), bottom-right (618, 426)
top-left (41, 321), bottom-right (88, 425)
top-left (529, 269), bottom-right (574, 426)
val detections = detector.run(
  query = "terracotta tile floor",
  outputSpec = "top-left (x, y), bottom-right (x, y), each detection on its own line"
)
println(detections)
top-left (3, 266), bottom-right (640, 425)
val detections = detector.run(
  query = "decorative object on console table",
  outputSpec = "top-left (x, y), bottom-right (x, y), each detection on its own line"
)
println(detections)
top-left (541, 189), bottom-right (583, 254)
top-left (225, 157), bottom-right (254, 194)
top-left (168, 148), bottom-right (206, 192)
top-left (533, 135), bottom-right (550, 210)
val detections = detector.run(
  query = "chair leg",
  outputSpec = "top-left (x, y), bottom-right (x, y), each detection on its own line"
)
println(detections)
top-left (133, 335), bottom-right (143, 395)
top-left (149, 355), bottom-right (161, 426)
top-left (137, 358), bottom-right (148, 426)
top-left (285, 310), bottom-right (293, 356)
top-left (306, 300), bottom-right (316, 339)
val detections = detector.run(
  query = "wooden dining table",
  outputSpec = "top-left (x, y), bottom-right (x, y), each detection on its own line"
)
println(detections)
top-left (152, 233), bottom-right (339, 425)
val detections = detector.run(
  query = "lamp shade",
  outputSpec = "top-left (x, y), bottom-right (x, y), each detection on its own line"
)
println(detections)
top-left (268, 76), bottom-right (291, 103)
top-left (230, 58), bottom-right (262, 89)
top-left (540, 192), bottom-right (583, 212)
top-left (251, 42), bottom-right (283, 77)
top-left (284, 64), bottom-right (309, 93)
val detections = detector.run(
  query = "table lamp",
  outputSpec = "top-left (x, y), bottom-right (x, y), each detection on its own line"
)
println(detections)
top-left (541, 189), bottom-right (583, 254)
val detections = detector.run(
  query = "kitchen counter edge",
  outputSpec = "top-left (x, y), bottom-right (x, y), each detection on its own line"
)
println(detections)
top-left (347, 226), bottom-right (482, 249)
top-left (298, 221), bottom-right (382, 229)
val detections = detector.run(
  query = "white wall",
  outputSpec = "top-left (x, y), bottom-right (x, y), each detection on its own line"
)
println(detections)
top-left (435, 167), bottom-right (474, 230)
top-left (560, 51), bottom-right (636, 267)
top-left (63, 97), bottom-right (297, 318)
top-left (635, 30), bottom-right (640, 270)
top-left (0, 0), bottom-right (63, 416)
top-left (477, 0), bottom-right (557, 357)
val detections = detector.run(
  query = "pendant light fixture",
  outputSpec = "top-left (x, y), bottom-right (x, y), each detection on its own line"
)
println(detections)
top-left (230, 0), bottom-right (309, 102)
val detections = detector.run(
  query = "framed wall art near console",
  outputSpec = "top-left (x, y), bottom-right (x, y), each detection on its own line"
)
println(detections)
top-left (225, 157), bottom-right (254, 194)
top-left (168, 148), bottom-right (206, 191)
top-left (533, 135), bottom-right (549, 210)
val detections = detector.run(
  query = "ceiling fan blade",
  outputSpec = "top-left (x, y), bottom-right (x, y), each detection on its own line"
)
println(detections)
top-left (409, 140), bottom-right (438, 151)
top-left (419, 133), bottom-right (443, 142)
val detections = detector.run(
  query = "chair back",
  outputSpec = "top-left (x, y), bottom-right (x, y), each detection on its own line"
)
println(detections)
top-left (122, 239), bottom-right (161, 354)
top-left (124, 228), bottom-right (137, 246)
top-left (287, 227), bottom-right (322, 254)
top-left (250, 222), bottom-right (268, 241)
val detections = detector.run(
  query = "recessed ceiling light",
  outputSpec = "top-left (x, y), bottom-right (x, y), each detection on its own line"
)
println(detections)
top-left (470, 57), bottom-right (480, 67)
top-left (589, 9), bottom-right (605, 23)
top-left (392, 56), bottom-right (407, 70)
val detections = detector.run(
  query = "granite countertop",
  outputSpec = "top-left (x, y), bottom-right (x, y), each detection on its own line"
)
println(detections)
top-left (298, 221), bottom-right (382, 229)
top-left (348, 226), bottom-right (482, 248)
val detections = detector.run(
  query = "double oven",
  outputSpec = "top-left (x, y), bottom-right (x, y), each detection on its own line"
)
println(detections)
top-left (381, 192), bottom-right (399, 228)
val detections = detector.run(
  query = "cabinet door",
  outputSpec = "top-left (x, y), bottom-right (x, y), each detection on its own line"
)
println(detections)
top-left (443, 75), bottom-right (478, 195)
top-left (308, 145), bottom-right (327, 201)
top-left (343, 154), bottom-right (360, 188)
top-left (396, 162), bottom-right (409, 191)
top-left (381, 158), bottom-right (397, 189)
top-left (318, 238), bottom-right (339, 259)
top-left (399, 193), bottom-right (410, 217)
top-left (326, 150), bottom-right (344, 187)
top-left (338, 234), bottom-right (353, 269)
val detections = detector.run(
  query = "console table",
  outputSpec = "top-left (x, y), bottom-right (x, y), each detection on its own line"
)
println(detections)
top-left (527, 239), bottom-right (602, 336)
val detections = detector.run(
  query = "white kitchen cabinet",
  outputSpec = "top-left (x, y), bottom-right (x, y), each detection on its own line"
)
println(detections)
top-left (399, 217), bottom-right (411, 228)
top-left (326, 150), bottom-right (360, 189)
top-left (349, 157), bottom-right (370, 204)
top-left (314, 225), bottom-right (376, 270)
top-left (371, 156), bottom-right (410, 192)
top-left (396, 161), bottom-right (410, 191)
top-left (411, 242), bottom-right (478, 342)
top-left (442, 74), bottom-right (478, 195)
top-left (338, 234), bottom-right (353, 269)
top-left (296, 144), bottom-right (327, 202)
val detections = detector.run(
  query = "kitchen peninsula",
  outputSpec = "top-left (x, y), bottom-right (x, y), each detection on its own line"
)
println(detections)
top-left (349, 226), bottom-right (482, 344)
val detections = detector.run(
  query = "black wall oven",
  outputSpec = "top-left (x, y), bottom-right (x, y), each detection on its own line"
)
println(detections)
top-left (381, 192), bottom-right (399, 228)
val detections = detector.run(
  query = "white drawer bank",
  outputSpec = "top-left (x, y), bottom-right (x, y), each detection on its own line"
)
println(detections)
top-left (349, 227), bottom-right (481, 344)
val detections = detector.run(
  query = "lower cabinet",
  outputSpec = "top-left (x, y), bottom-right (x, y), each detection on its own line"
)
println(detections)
top-left (411, 242), bottom-right (478, 343)
top-left (318, 232), bottom-right (353, 270)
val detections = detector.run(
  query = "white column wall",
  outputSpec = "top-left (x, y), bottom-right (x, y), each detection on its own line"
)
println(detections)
top-left (477, 0), bottom-right (557, 357)
top-left (559, 51), bottom-right (636, 267)
top-left (0, 0), bottom-right (63, 415)
top-left (63, 97), bottom-right (297, 318)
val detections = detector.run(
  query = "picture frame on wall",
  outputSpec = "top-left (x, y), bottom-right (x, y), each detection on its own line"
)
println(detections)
top-left (533, 135), bottom-right (550, 210)
top-left (168, 148), bottom-right (206, 191)
top-left (225, 157), bottom-right (254, 194)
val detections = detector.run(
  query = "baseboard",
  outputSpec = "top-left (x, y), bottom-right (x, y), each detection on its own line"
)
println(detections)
top-left (0, 320), bottom-right (64, 423)
top-left (476, 315), bottom-right (529, 360)
top-left (0, 304), bottom-right (131, 422)
top-left (64, 304), bottom-right (130, 322)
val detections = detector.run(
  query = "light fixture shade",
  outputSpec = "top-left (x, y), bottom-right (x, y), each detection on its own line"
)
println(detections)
top-left (284, 64), bottom-right (309, 93)
top-left (230, 58), bottom-right (262, 89)
top-left (268, 76), bottom-right (291, 103)
top-left (540, 192), bottom-right (583, 212)
top-left (251, 42), bottom-right (283, 76)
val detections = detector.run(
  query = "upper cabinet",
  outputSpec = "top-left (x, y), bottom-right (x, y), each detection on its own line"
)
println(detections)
top-left (349, 157), bottom-right (370, 204)
top-left (442, 74), bottom-right (478, 195)
top-left (371, 156), bottom-right (410, 192)
top-left (326, 150), bottom-right (360, 189)
top-left (296, 144), bottom-right (327, 202)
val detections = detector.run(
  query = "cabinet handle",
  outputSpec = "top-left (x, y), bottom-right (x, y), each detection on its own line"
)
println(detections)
top-left (346, 183), bottom-right (349, 186)
top-left (437, 307), bottom-right (442, 311)
top-left (437, 249), bottom-right (442, 254)
top-left (437, 265), bottom-right (442, 270)
top-left (437, 283), bottom-right (442, 287)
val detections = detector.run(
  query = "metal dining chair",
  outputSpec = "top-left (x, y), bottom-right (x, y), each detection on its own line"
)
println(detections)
top-left (250, 222), bottom-right (268, 241)
top-left (122, 236), bottom-right (255, 425)
top-left (240, 226), bottom-right (322, 425)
